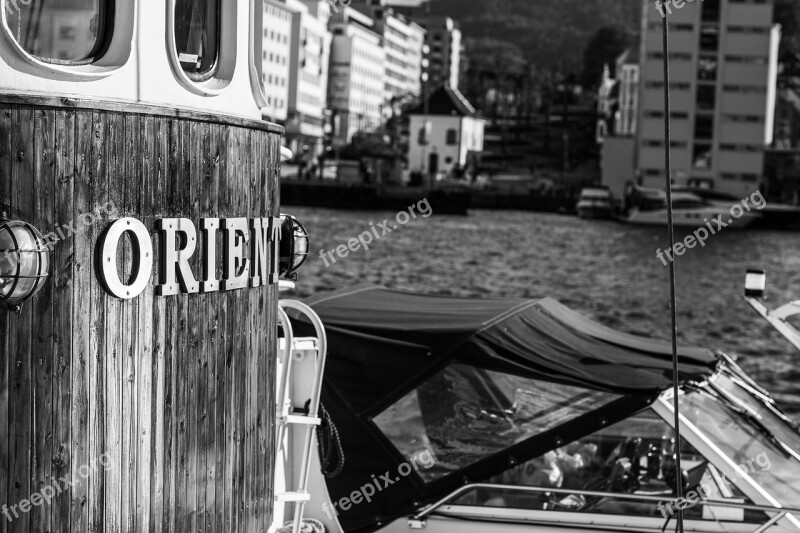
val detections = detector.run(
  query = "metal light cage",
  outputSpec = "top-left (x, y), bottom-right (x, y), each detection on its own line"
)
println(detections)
top-left (278, 215), bottom-right (309, 280)
top-left (0, 219), bottom-right (51, 308)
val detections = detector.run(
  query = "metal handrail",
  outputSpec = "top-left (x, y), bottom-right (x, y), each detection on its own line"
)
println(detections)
top-left (411, 483), bottom-right (800, 522)
top-left (278, 299), bottom-right (328, 533)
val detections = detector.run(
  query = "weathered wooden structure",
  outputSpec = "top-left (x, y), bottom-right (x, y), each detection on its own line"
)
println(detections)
top-left (0, 95), bottom-right (281, 532)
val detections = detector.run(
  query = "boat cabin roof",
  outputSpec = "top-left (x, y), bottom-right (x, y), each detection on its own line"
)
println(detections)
top-left (293, 286), bottom-right (718, 532)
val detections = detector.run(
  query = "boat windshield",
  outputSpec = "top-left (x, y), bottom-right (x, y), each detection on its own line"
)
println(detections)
top-left (716, 371), bottom-right (800, 458)
top-left (679, 385), bottom-right (800, 506)
top-left (372, 363), bottom-right (621, 483)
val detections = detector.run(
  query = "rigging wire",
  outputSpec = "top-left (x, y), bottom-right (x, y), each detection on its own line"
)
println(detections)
top-left (661, 10), bottom-right (685, 533)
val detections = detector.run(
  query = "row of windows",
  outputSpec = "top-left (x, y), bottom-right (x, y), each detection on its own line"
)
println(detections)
top-left (263, 73), bottom-right (287, 87)
top-left (645, 82), bottom-right (767, 94)
top-left (266, 4), bottom-right (292, 22)
top-left (647, 52), bottom-right (692, 61)
top-left (720, 143), bottom-right (762, 152)
top-left (725, 55), bottom-right (768, 65)
top-left (724, 114), bottom-right (763, 123)
top-left (644, 170), bottom-right (757, 182)
top-left (266, 96), bottom-right (285, 108)
top-left (264, 29), bottom-right (289, 44)
top-left (648, 22), bottom-right (770, 34)
top-left (645, 81), bottom-right (691, 90)
top-left (642, 140), bottom-right (689, 149)
top-left (727, 25), bottom-right (770, 34)
top-left (263, 51), bottom-right (288, 66)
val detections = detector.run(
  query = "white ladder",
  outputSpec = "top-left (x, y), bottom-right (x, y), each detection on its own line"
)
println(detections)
top-left (274, 298), bottom-right (328, 533)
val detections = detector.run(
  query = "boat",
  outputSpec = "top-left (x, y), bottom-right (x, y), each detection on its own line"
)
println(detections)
top-left (0, 2), bottom-right (315, 530)
top-left (623, 188), bottom-right (761, 229)
top-left (576, 187), bottom-right (616, 220)
top-left (278, 284), bottom-right (800, 533)
top-left (675, 188), bottom-right (800, 231)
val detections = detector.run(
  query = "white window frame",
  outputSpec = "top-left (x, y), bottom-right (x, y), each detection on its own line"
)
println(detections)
top-left (167, 0), bottom-right (236, 96)
top-left (0, 0), bottom-right (134, 80)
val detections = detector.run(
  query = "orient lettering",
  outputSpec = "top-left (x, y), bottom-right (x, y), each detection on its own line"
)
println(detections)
top-left (97, 216), bottom-right (280, 300)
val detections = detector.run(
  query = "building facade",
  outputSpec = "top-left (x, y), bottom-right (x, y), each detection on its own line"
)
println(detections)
top-left (407, 85), bottom-right (485, 178)
top-left (415, 15), bottom-right (462, 90)
top-left (262, 0), bottom-right (295, 122)
top-left (636, 0), bottom-right (779, 196)
top-left (327, 8), bottom-right (386, 145)
top-left (286, 0), bottom-right (332, 158)
top-left (352, 1), bottom-right (426, 101)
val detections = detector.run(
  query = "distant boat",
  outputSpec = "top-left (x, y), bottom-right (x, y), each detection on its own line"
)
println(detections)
top-left (576, 187), bottom-right (615, 220)
top-left (675, 187), bottom-right (800, 231)
top-left (622, 188), bottom-right (760, 229)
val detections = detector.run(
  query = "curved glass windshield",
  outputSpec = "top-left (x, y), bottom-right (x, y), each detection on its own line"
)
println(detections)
top-left (459, 409), bottom-right (769, 524)
top-left (680, 388), bottom-right (800, 506)
top-left (373, 363), bottom-right (620, 482)
top-left (174, 0), bottom-right (219, 79)
top-left (5, 0), bottom-right (106, 62)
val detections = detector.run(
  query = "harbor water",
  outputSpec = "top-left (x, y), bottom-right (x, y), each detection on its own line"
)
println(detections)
top-left (288, 206), bottom-right (800, 417)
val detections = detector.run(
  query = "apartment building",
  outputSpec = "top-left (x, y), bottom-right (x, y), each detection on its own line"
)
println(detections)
top-left (352, 1), bottom-right (427, 100)
top-left (327, 7), bottom-right (386, 145)
top-left (286, 0), bottom-right (332, 157)
top-left (390, 11), bottom-right (462, 91)
top-left (262, 0), bottom-right (295, 122)
top-left (636, 0), bottom-right (779, 196)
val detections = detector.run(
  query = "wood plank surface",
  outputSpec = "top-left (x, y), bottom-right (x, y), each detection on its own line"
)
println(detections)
top-left (0, 104), bottom-right (280, 533)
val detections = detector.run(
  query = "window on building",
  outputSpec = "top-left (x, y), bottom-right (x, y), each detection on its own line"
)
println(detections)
top-left (693, 143), bottom-right (713, 169)
top-left (694, 115), bottom-right (714, 139)
top-left (697, 56), bottom-right (717, 81)
top-left (701, 0), bottom-right (721, 21)
top-left (174, 0), bottom-right (220, 80)
top-left (446, 128), bottom-right (458, 145)
top-left (696, 86), bottom-right (715, 111)
top-left (5, 0), bottom-right (109, 62)
top-left (699, 25), bottom-right (719, 52)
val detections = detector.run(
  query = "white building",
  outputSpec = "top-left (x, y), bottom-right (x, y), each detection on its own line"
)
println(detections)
top-left (286, 0), bottom-right (332, 157)
top-left (407, 85), bottom-right (485, 178)
top-left (352, 1), bottom-right (426, 100)
top-left (635, 0), bottom-right (780, 196)
top-left (328, 8), bottom-right (386, 145)
top-left (262, 0), bottom-right (295, 122)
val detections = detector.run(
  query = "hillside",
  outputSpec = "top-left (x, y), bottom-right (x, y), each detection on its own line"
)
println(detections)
top-left (427, 0), bottom-right (642, 69)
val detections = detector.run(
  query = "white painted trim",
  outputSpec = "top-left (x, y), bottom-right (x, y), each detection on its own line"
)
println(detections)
top-left (165, 0), bottom-right (236, 96)
top-left (0, 0), bottom-right (135, 80)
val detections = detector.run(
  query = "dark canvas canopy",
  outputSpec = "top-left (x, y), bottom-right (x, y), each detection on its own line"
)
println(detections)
top-left (294, 286), bottom-right (718, 532)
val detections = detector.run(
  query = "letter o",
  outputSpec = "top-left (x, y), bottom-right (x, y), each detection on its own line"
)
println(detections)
top-left (396, 211), bottom-right (410, 225)
top-left (99, 218), bottom-right (153, 300)
top-left (398, 462), bottom-right (412, 477)
top-left (731, 204), bottom-right (744, 219)
top-left (78, 464), bottom-right (91, 478)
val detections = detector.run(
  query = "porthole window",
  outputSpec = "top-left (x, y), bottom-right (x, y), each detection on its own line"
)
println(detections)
top-left (174, 0), bottom-right (220, 80)
top-left (5, 0), bottom-right (110, 63)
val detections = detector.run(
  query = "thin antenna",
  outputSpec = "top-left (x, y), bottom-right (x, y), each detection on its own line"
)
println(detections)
top-left (661, 10), bottom-right (685, 533)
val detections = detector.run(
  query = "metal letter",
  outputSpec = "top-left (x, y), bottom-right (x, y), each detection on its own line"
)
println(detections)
top-left (221, 218), bottom-right (250, 292)
top-left (156, 218), bottom-right (200, 296)
top-left (98, 218), bottom-right (154, 300)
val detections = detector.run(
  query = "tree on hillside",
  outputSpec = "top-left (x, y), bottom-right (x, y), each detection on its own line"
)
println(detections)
top-left (580, 25), bottom-right (634, 90)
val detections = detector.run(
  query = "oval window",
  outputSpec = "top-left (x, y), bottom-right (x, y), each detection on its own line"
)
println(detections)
top-left (5, 0), bottom-right (109, 63)
top-left (174, 0), bottom-right (220, 80)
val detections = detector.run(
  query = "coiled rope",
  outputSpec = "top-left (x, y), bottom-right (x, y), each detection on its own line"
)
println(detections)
top-left (316, 403), bottom-right (345, 478)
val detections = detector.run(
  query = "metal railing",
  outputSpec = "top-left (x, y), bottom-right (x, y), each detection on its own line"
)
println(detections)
top-left (411, 483), bottom-right (800, 527)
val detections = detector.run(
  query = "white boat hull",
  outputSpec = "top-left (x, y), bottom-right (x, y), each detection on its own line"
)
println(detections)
top-left (624, 207), bottom-right (760, 229)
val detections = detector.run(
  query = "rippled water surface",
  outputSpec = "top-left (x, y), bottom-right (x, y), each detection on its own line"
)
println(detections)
top-left (287, 206), bottom-right (800, 417)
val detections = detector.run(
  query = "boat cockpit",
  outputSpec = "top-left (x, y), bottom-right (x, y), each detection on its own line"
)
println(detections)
top-left (294, 286), bottom-right (800, 533)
